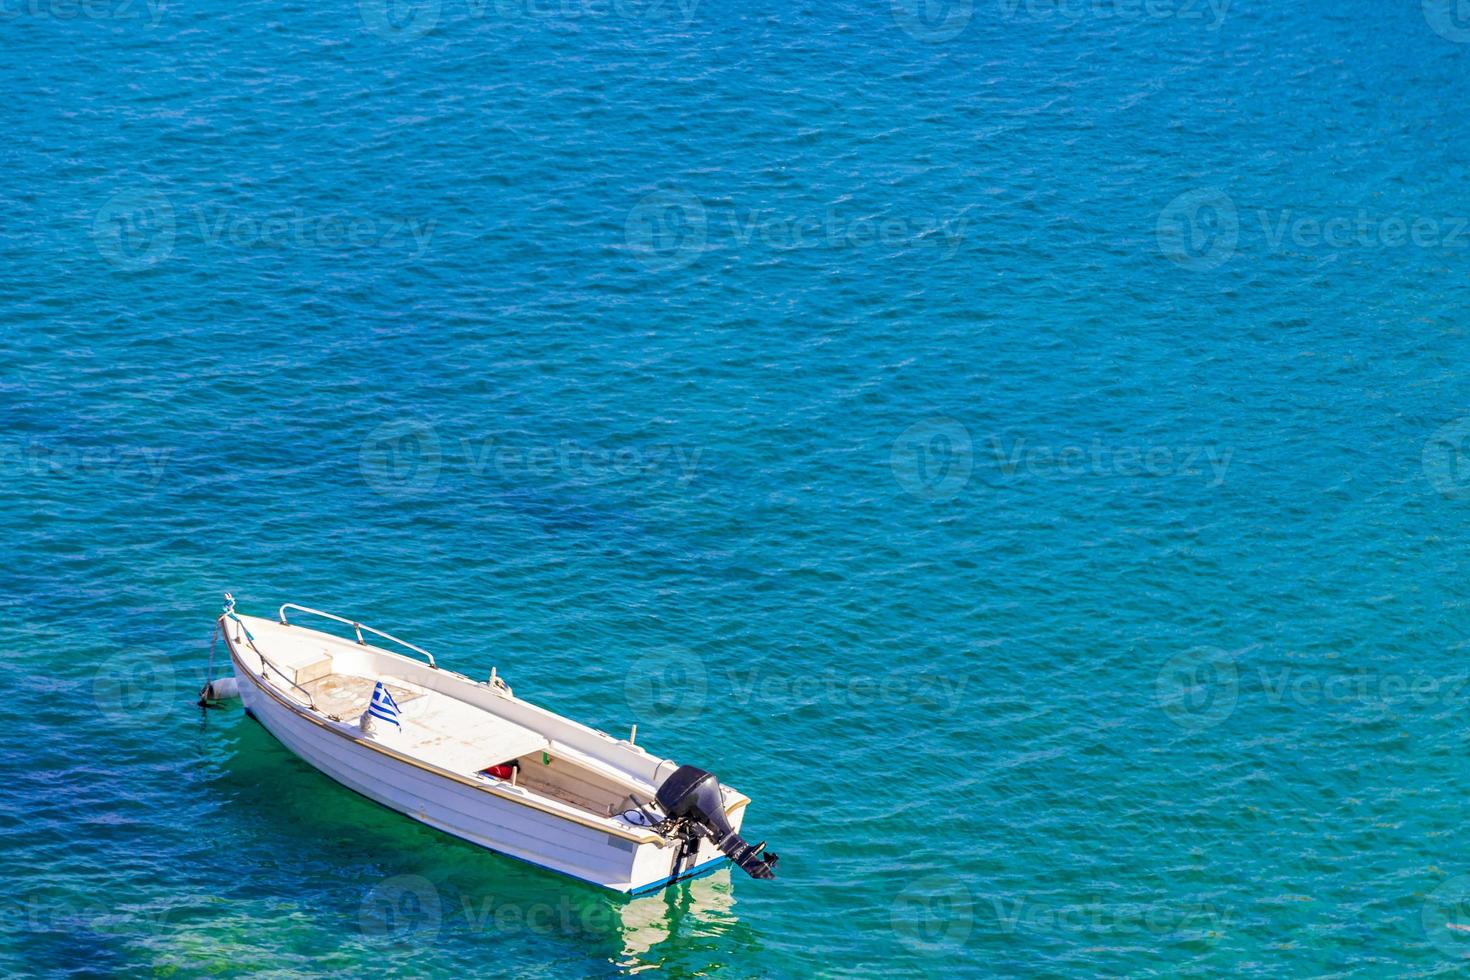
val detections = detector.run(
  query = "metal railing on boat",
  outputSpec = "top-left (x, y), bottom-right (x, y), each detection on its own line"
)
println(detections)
top-left (219, 598), bottom-right (320, 712)
top-left (256, 647), bottom-right (321, 711)
top-left (277, 603), bottom-right (438, 669)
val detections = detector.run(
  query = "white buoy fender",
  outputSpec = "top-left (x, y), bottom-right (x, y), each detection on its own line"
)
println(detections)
top-left (201, 677), bottom-right (240, 701)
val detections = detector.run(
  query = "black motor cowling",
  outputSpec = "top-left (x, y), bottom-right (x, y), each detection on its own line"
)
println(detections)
top-left (655, 765), bottom-right (777, 880)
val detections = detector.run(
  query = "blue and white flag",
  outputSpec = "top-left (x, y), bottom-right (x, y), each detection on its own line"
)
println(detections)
top-left (368, 681), bottom-right (402, 729)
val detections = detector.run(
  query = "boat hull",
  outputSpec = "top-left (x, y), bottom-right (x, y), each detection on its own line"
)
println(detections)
top-left (226, 633), bottom-right (733, 893)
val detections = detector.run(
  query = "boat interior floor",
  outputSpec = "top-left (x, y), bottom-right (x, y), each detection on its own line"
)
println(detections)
top-left (299, 673), bottom-right (423, 720)
top-left (284, 670), bottom-right (628, 818)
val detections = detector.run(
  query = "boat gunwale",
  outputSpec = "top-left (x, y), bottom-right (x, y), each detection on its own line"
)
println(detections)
top-left (222, 615), bottom-right (676, 845)
top-left (235, 611), bottom-right (750, 811)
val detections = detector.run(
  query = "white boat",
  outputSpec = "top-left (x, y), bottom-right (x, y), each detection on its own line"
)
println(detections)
top-left (213, 596), bottom-right (778, 894)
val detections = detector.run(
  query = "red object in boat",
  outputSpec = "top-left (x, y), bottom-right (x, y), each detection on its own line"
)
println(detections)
top-left (483, 763), bottom-right (515, 780)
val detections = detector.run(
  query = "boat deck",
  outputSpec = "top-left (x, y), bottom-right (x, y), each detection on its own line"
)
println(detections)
top-left (300, 673), bottom-right (423, 718)
top-left (294, 670), bottom-right (550, 778)
top-left (237, 612), bottom-right (667, 824)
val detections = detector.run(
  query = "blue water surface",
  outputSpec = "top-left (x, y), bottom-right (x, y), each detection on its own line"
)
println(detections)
top-left (5, 0), bottom-right (1470, 974)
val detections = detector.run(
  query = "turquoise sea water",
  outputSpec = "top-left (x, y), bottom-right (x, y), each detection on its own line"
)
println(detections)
top-left (6, 0), bottom-right (1470, 974)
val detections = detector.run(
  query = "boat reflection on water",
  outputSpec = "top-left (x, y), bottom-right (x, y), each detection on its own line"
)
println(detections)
top-left (614, 868), bottom-right (740, 963)
top-left (445, 863), bottom-right (753, 971)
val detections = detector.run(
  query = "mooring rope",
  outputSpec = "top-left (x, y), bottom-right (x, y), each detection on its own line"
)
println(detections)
top-left (222, 592), bottom-right (262, 657)
top-left (202, 625), bottom-right (221, 702)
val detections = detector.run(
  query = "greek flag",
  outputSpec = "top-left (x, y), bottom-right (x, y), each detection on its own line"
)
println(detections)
top-left (369, 681), bottom-right (401, 729)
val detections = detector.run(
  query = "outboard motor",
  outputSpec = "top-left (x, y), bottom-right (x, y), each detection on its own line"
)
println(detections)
top-left (654, 765), bottom-right (778, 880)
